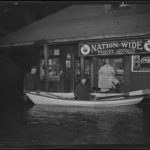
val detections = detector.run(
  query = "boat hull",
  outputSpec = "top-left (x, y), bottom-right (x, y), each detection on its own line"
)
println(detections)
top-left (25, 92), bottom-right (143, 107)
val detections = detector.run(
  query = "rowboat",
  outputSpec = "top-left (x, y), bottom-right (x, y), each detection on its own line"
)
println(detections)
top-left (25, 89), bottom-right (150, 107)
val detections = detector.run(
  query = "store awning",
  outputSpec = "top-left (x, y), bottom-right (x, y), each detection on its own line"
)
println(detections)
top-left (0, 5), bottom-right (150, 47)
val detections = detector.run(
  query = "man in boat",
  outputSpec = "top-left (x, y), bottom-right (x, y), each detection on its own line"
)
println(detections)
top-left (98, 58), bottom-right (115, 92)
top-left (74, 76), bottom-right (94, 100)
top-left (24, 66), bottom-right (40, 93)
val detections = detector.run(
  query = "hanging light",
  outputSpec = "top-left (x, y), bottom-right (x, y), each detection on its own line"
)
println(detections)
top-left (67, 53), bottom-right (71, 60)
top-left (120, 1), bottom-right (128, 7)
top-left (13, 2), bottom-right (18, 5)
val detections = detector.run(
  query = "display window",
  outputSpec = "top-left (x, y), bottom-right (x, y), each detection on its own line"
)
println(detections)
top-left (96, 57), bottom-right (124, 91)
top-left (48, 58), bottom-right (60, 81)
top-left (85, 59), bottom-right (91, 76)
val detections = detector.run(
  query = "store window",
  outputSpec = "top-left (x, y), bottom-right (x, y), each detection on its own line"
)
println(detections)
top-left (97, 57), bottom-right (124, 76)
top-left (85, 58), bottom-right (91, 76)
top-left (48, 58), bottom-right (60, 81)
top-left (111, 57), bottom-right (124, 83)
top-left (39, 46), bottom-right (64, 91)
top-left (75, 58), bottom-right (81, 83)
top-left (48, 48), bottom-right (61, 91)
top-left (39, 48), bottom-right (61, 82)
top-left (95, 57), bottom-right (124, 91)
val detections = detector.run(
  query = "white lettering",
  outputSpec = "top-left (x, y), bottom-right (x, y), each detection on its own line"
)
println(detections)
top-left (141, 57), bottom-right (150, 64)
top-left (121, 42), bottom-right (128, 48)
top-left (113, 43), bottom-right (119, 48)
top-left (91, 44), bottom-right (97, 52)
top-left (109, 43), bottom-right (113, 48)
top-left (132, 42), bottom-right (137, 49)
top-left (128, 42), bottom-right (132, 48)
top-left (137, 41), bottom-right (143, 50)
top-left (101, 43), bottom-right (106, 49)
top-left (97, 44), bottom-right (102, 51)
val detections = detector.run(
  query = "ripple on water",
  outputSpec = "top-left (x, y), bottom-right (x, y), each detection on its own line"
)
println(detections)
top-left (0, 104), bottom-right (150, 146)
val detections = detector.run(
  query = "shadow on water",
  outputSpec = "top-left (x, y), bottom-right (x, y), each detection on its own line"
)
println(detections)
top-left (0, 97), bottom-right (33, 148)
top-left (0, 99), bottom-right (150, 148)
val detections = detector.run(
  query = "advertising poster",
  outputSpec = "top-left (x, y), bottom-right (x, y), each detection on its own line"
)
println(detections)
top-left (132, 55), bottom-right (150, 72)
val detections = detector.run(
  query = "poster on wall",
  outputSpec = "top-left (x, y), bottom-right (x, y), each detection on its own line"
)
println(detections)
top-left (132, 55), bottom-right (150, 72)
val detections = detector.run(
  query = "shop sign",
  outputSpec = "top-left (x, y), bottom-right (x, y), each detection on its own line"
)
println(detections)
top-left (132, 55), bottom-right (150, 72)
top-left (79, 39), bottom-right (150, 56)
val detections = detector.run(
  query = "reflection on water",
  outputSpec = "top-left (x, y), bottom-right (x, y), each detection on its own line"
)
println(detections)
top-left (0, 100), bottom-right (150, 148)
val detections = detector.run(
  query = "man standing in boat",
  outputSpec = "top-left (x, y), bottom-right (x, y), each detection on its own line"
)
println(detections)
top-left (74, 76), bottom-right (94, 100)
top-left (98, 58), bottom-right (115, 92)
top-left (24, 66), bottom-right (39, 93)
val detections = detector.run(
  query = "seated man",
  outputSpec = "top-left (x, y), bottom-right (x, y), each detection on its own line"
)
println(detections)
top-left (74, 76), bottom-right (94, 100)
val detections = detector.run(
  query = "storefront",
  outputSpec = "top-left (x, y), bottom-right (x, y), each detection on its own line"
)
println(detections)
top-left (38, 37), bottom-right (150, 93)
top-left (0, 5), bottom-right (150, 93)
top-left (78, 37), bottom-right (150, 92)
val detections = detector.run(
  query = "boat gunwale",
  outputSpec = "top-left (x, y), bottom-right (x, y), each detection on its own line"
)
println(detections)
top-left (25, 92), bottom-right (144, 103)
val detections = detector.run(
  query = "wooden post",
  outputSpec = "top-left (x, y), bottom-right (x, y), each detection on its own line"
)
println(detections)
top-left (81, 56), bottom-right (84, 77)
top-left (72, 54), bottom-right (75, 92)
top-left (44, 44), bottom-right (49, 91)
top-left (69, 47), bottom-right (75, 92)
top-left (91, 59), bottom-right (93, 90)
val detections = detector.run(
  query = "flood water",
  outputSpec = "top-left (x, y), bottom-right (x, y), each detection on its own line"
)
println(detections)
top-left (0, 100), bottom-right (150, 148)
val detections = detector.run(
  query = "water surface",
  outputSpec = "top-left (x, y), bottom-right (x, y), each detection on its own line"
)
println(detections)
top-left (0, 102), bottom-right (150, 148)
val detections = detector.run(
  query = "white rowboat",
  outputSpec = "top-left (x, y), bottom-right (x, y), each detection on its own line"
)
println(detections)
top-left (25, 90), bottom-right (148, 107)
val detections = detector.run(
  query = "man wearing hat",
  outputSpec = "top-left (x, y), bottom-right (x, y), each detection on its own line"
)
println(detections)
top-left (74, 76), bottom-right (93, 100)
top-left (24, 66), bottom-right (39, 92)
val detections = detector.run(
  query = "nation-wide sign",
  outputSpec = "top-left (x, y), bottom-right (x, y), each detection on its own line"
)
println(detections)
top-left (79, 38), bottom-right (150, 56)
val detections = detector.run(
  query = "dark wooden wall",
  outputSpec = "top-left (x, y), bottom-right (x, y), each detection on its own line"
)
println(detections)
top-left (122, 56), bottom-right (150, 92)
top-left (0, 45), bottom-right (39, 98)
top-left (49, 43), bottom-right (78, 92)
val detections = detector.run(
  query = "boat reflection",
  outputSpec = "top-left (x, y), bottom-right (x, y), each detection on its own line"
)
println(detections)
top-left (27, 105), bottom-right (144, 145)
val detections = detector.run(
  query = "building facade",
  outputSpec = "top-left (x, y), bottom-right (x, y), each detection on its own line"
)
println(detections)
top-left (38, 36), bottom-right (150, 93)
top-left (0, 4), bottom-right (150, 93)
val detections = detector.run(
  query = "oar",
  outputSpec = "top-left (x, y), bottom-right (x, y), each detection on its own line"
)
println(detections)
top-left (40, 91), bottom-right (74, 100)
top-left (39, 91), bottom-right (61, 99)
top-left (25, 90), bottom-right (64, 99)
top-left (26, 91), bottom-right (74, 100)
top-left (26, 91), bottom-right (62, 99)
top-left (96, 94), bottom-right (144, 101)
top-left (96, 89), bottom-right (150, 100)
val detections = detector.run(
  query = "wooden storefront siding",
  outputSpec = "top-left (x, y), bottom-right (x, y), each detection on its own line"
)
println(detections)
top-left (131, 73), bottom-right (150, 91)
top-left (121, 56), bottom-right (131, 92)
